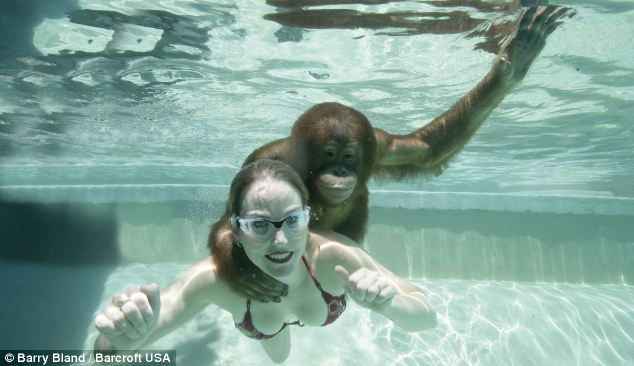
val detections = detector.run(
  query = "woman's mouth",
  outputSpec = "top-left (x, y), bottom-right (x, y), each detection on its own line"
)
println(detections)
top-left (265, 251), bottom-right (294, 264)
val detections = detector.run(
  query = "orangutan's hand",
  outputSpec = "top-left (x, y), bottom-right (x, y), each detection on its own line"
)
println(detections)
top-left (498, 6), bottom-right (576, 83)
top-left (234, 266), bottom-right (288, 303)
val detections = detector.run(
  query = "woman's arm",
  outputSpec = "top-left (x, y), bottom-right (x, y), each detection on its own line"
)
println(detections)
top-left (313, 236), bottom-right (436, 332)
top-left (94, 258), bottom-right (225, 351)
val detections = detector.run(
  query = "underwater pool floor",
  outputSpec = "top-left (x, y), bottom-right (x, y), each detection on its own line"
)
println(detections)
top-left (77, 263), bottom-right (634, 366)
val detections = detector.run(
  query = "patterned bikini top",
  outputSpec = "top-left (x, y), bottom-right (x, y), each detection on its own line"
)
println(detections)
top-left (235, 257), bottom-right (347, 340)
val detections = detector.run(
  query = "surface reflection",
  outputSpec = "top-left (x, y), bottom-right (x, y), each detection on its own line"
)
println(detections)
top-left (265, 0), bottom-right (535, 53)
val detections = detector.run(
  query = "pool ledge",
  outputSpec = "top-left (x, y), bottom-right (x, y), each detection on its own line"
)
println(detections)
top-left (1, 184), bottom-right (633, 216)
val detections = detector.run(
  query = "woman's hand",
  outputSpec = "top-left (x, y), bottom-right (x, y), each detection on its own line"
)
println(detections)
top-left (335, 266), bottom-right (396, 313)
top-left (94, 283), bottom-right (161, 351)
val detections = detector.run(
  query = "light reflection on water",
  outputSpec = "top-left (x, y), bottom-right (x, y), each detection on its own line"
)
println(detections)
top-left (1, 0), bottom-right (633, 197)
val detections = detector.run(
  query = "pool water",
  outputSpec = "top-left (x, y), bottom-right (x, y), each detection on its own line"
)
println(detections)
top-left (84, 261), bottom-right (634, 365)
top-left (1, 0), bottom-right (633, 365)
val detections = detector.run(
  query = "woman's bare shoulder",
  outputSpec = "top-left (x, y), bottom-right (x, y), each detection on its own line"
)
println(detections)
top-left (308, 232), bottom-right (366, 272)
top-left (309, 230), bottom-right (363, 251)
top-left (187, 257), bottom-right (219, 286)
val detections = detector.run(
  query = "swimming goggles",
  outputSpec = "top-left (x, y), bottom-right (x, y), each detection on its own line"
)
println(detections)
top-left (232, 207), bottom-right (311, 241)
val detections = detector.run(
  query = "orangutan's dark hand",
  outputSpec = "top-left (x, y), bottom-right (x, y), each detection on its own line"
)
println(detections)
top-left (497, 6), bottom-right (576, 83)
top-left (234, 266), bottom-right (288, 303)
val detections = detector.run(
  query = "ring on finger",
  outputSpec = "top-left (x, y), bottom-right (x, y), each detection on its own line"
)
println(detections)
top-left (117, 295), bottom-right (130, 309)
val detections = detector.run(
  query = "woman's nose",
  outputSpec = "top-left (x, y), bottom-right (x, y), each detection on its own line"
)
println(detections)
top-left (272, 228), bottom-right (288, 245)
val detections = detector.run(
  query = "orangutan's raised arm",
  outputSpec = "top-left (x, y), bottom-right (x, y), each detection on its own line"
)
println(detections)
top-left (373, 6), bottom-right (575, 180)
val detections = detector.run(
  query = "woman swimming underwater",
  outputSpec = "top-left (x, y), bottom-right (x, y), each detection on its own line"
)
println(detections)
top-left (94, 159), bottom-right (436, 363)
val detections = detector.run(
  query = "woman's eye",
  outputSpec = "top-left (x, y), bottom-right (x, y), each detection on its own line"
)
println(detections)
top-left (287, 216), bottom-right (299, 224)
top-left (325, 150), bottom-right (336, 158)
top-left (253, 220), bottom-right (268, 228)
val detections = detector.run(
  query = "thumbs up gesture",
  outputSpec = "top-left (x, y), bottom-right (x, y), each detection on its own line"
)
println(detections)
top-left (95, 283), bottom-right (162, 350)
top-left (335, 266), bottom-right (396, 313)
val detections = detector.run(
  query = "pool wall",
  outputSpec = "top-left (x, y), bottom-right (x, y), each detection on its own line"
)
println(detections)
top-left (2, 186), bottom-right (632, 284)
top-left (1, 186), bottom-right (633, 353)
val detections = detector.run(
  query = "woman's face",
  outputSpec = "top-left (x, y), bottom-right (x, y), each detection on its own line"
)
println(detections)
top-left (237, 177), bottom-right (308, 280)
